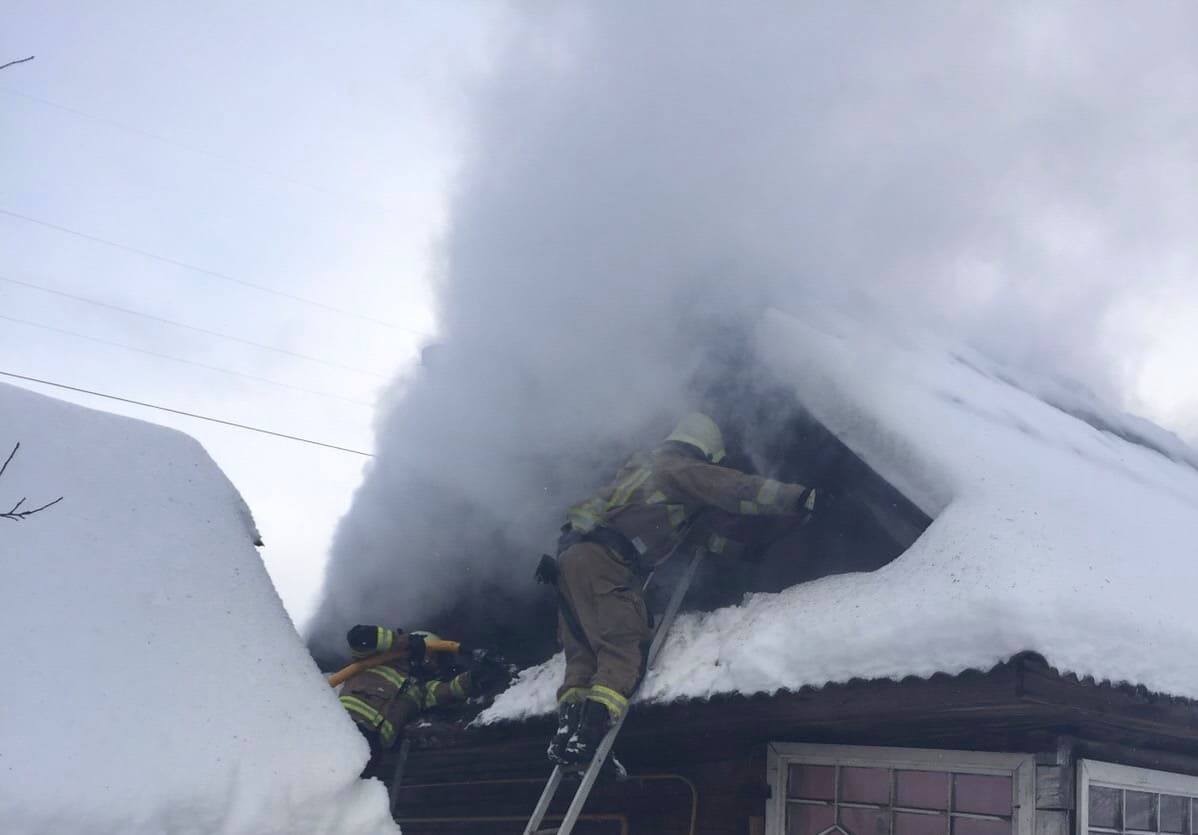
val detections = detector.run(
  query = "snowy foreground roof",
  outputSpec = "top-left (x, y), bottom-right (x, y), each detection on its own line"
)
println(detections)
top-left (0, 384), bottom-right (397, 835)
top-left (481, 308), bottom-right (1198, 723)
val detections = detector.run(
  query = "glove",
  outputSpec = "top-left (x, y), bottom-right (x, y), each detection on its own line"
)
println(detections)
top-left (467, 649), bottom-right (510, 695)
top-left (535, 554), bottom-right (559, 585)
top-left (407, 633), bottom-right (426, 667)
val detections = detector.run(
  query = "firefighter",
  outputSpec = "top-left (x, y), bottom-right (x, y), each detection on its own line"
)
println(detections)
top-left (543, 412), bottom-right (817, 765)
top-left (337, 625), bottom-right (503, 779)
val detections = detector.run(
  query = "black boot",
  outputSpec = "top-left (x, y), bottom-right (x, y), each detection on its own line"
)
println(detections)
top-left (546, 701), bottom-right (582, 765)
top-left (563, 699), bottom-right (614, 764)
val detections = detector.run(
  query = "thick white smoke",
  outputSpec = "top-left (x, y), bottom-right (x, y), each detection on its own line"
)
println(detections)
top-left (307, 2), bottom-right (1198, 657)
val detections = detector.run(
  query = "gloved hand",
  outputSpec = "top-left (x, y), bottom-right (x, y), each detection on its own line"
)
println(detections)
top-left (535, 554), bottom-right (559, 585)
top-left (407, 633), bottom-right (427, 667)
top-left (467, 649), bottom-right (511, 695)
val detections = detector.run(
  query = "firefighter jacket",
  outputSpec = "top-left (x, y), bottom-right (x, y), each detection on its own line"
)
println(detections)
top-left (566, 442), bottom-right (810, 569)
top-left (338, 626), bottom-right (472, 748)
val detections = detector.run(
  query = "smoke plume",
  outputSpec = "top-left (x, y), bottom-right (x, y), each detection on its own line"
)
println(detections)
top-left (306, 2), bottom-right (1198, 659)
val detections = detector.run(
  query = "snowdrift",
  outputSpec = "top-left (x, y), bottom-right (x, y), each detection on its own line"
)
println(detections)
top-left (481, 308), bottom-right (1198, 723)
top-left (0, 383), bottom-right (397, 835)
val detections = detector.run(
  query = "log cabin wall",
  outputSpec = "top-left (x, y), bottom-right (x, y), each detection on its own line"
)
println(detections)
top-left (390, 657), bottom-right (1198, 835)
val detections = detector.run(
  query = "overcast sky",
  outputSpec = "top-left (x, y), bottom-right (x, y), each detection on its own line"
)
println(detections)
top-left (1, 2), bottom-right (508, 626)
top-left (5, 4), bottom-right (1197, 634)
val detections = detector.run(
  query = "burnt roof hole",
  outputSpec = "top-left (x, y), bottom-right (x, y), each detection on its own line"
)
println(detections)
top-left (668, 341), bottom-right (933, 613)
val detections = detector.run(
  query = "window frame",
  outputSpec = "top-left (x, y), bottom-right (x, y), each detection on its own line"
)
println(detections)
top-left (1077, 760), bottom-right (1198, 835)
top-left (765, 743), bottom-right (1037, 835)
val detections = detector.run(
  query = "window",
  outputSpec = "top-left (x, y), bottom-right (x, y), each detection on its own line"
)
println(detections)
top-left (1079, 761), bottom-right (1198, 835)
top-left (766, 744), bottom-right (1036, 835)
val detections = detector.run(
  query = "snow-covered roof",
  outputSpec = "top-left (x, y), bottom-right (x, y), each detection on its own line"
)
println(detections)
top-left (481, 308), bottom-right (1198, 723)
top-left (0, 383), bottom-right (397, 835)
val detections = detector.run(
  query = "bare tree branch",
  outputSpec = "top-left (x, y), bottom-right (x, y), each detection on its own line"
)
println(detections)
top-left (0, 442), bottom-right (63, 522)
top-left (2, 495), bottom-right (63, 521)
top-left (0, 442), bottom-right (17, 480)
top-left (0, 56), bottom-right (35, 72)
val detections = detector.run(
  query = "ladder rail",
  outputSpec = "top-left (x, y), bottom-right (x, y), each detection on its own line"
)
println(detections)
top-left (387, 737), bottom-right (412, 818)
top-left (523, 546), bottom-right (707, 835)
top-left (524, 764), bottom-right (565, 834)
top-left (645, 545), bottom-right (705, 670)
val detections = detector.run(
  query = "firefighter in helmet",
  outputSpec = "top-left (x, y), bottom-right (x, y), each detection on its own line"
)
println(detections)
top-left (543, 412), bottom-right (817, 764)
top-left (337, 625), bottom-right (505, 779)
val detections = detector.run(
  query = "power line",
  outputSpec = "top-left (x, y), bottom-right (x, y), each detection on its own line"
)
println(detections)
top-left (0, 84), bottom-right (394, 215)
top-left (0, 369), bottom-right (373, 456)
top-left (0, 273), bottom-right (388, 379)
top-left (0, 206), bottom-right (419, 332)
top-left (0, 57), bottom-right (35, 72)
top-left (0, 312), bottom-right (374, 408)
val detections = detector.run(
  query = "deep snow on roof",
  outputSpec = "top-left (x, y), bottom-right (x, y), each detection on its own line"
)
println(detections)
top-left (0, 383), bottom-right (397, 834)
top-left (480, 308), bottom-right (1198, 723)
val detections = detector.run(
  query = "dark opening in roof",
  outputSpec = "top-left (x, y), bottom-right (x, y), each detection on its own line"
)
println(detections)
top-left (666, 373), bottom-right (932, 613)
top-left (415, 353), bottom-right (932, 670)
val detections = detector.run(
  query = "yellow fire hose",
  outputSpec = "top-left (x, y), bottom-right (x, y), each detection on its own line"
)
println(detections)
top-left (327, 639), bottom-right (462, 687)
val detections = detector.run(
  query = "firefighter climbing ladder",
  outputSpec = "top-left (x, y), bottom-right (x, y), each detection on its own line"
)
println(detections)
top-left (523, 545), bottom-right (707, 835)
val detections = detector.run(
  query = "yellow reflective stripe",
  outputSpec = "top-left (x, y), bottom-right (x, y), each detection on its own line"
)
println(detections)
top-left (366, 665), bottom-right (408, 690)
top-left (376, 627), bottom-right (393, 652)
top-left (558, 686), bottom-right (589, 705)
top-left (568, 499), bottom-right (605, 532)
top-left (589, 685), bottom-right (629, 719)
top-left (340, 695), bottom-right (397, 747)
top-left (340, 694), bottom-right (384, 727)
top-left (667, 504), bottom-right (687, 528)
top-left (451, 675), bottom-right (467, 699)
top-left (756, 479), bottom-right (782, 506)
top-left (646, 490), bottom-right (667, 504)
top-left (739, 499), bottom-right (760, 515)
top-left (608, 466), bottom-right (652, 508)
top-left (707, 534), bottom-right (728, 554)
top-left (423, 680), bottom-right (441, 708)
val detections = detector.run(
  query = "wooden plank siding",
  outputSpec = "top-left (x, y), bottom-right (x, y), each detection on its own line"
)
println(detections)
top-left (390, 654), bottom-right (1198, 834)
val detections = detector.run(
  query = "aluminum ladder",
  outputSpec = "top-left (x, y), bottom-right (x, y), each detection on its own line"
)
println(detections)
top-left (522, 545), bottom-right (707, 835)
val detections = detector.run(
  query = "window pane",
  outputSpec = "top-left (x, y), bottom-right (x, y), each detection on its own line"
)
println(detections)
top-left (1090, 787), bottom-right (1122, 829)
top-left (898, 771), bottom-right (951, 810)
top-left (789, 803), bottom-right (836, 835)
top-left (841, 806), bottom-right (890, 835)
top-left (790, 765), bottom-right (836, 800)
top-left (1161, 795), bottom-right (1187, 833)
top-left (843, 767), bottom-right (891, 804)
top-left (1126, 791), bottom-right (1156, 831)
top-left (896, 811), bottom-right (947, 835)
top-left (954, 774), bottom-right (1012, 816)
top-left (954, 818), bottom-right (1011, 835)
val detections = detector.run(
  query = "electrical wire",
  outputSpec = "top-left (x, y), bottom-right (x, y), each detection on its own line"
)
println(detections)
top-left (0, 57), bottom-right (35, 72)
top-left (0, 312), bottom-right (374, 407)
top-left (0, 370), bottom-right (373, 456)
top-left (0, 206), bottom-right (418, 332)
top-left (0, 84), bottom-right (394, 215)
top-left (0, 273), bottom-right (388, 379)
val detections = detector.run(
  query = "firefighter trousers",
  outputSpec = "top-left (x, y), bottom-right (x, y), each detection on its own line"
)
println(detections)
top-left (555, 540), bottom-right (651, 703)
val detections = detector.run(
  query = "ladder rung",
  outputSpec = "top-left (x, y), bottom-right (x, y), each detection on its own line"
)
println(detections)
top-left (534, 830), bottom-right (559, 835)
